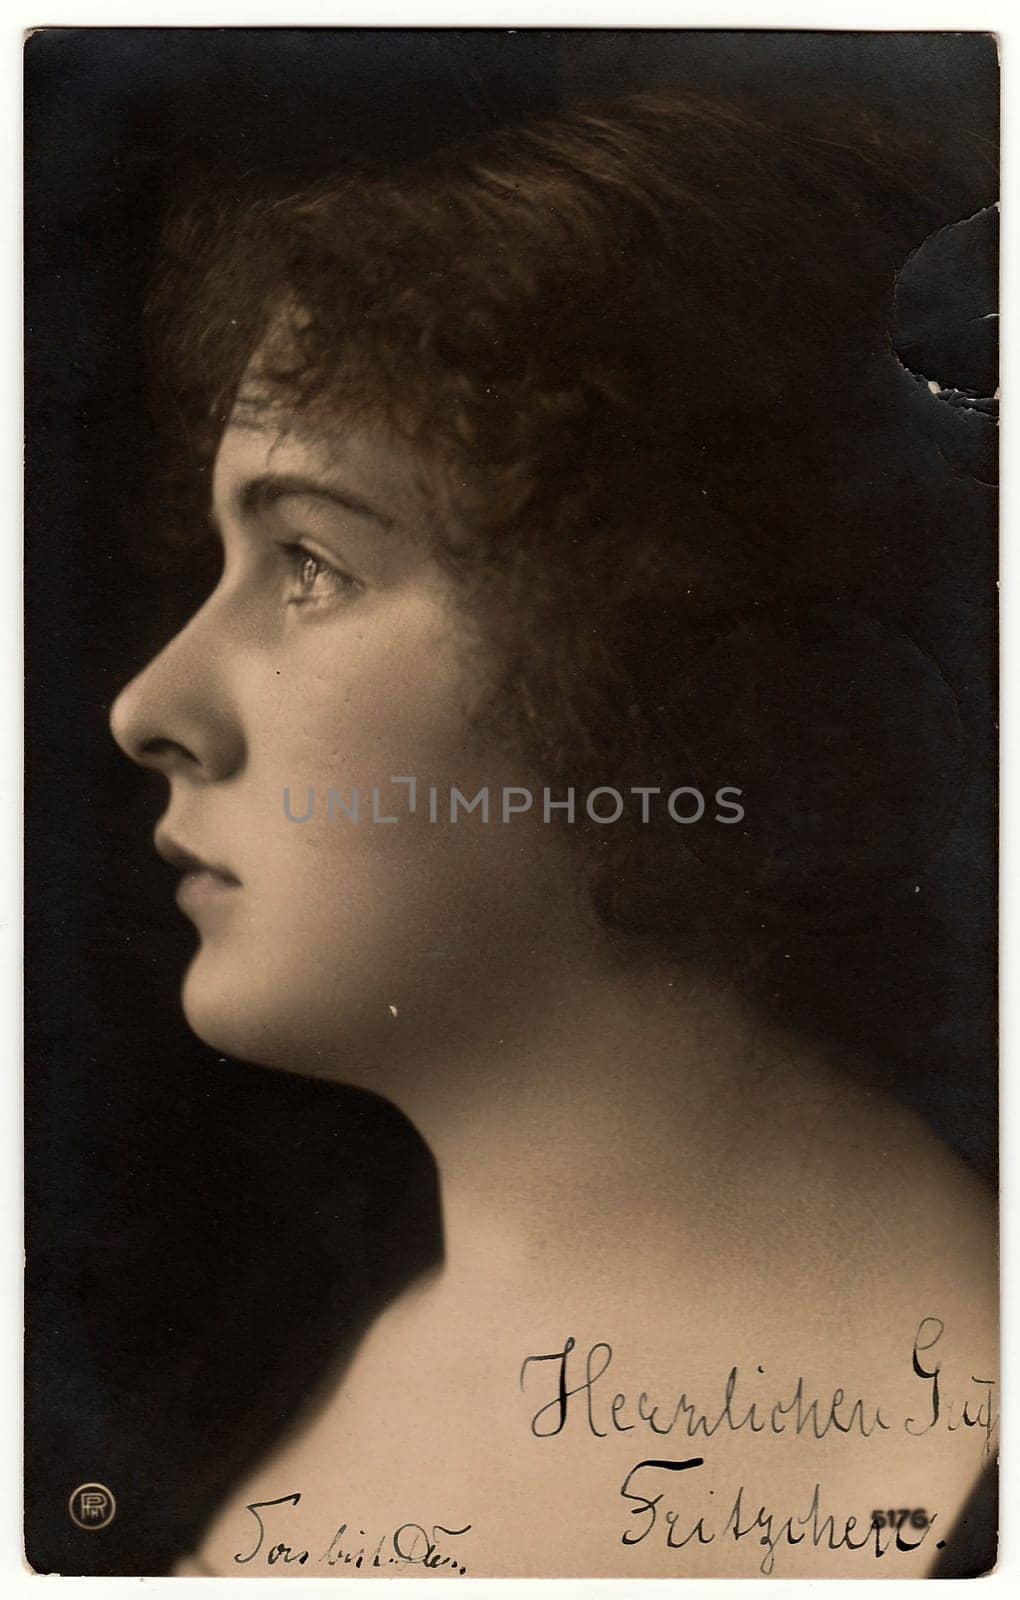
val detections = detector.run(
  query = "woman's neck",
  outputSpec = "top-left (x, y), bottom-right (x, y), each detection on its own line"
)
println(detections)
top-left (367, 955), bottom-right (777, 1288)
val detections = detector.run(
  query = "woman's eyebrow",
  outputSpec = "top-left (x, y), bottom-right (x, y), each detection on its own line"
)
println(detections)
top-left (236, 472), bottom-right (397, 532)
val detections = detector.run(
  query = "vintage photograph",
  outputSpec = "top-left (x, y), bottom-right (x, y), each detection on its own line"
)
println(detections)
top-left (25, 29), bottom-right (998, 1577)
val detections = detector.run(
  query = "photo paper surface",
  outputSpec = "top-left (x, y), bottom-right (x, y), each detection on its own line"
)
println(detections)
top-left (24, 28), bottom-right (999, 1578)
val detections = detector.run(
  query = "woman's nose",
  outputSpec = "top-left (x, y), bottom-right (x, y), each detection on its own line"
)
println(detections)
top-left (109, 612), bottom-right (245, 782)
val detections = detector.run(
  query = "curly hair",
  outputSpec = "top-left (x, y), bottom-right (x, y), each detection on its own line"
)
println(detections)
top-left (148, 89), bottom-right (972, 1035)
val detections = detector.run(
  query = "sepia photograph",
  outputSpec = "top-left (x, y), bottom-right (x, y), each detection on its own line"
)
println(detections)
top-left (24, 26), bottom-right (999, 1578)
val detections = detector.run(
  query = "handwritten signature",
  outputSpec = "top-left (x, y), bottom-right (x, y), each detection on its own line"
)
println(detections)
top-left (233, 1493), bottom-right (472, 1574)
top-left (619, 1465), bottom-right (936, 1574)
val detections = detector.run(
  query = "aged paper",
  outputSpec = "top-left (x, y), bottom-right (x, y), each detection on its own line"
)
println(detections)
top-left (25, 28), bottom-right (998, 1579)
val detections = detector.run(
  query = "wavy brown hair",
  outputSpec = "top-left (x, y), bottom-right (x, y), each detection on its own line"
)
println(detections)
top-left (148, 89), bottom-right (976, 1053)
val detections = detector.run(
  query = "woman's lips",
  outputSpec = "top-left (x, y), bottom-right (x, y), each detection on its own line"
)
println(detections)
top-left (154, 831), bottom-right (242, 914)
top-left (175, 866), bottom-right (241, 914)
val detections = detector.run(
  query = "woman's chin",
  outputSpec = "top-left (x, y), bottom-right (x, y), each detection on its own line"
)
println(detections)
top-left (179, 958), bottom-right (301, 1072)
top-left (178, 953), bottom-right (387, 1084)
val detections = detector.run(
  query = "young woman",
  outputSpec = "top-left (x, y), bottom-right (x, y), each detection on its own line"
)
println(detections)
top-left (110, 92), bottom-right (997, 1577)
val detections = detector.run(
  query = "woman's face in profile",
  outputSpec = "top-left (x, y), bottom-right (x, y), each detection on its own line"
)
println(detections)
top-left (110, 399), bottom-right (577, 1077)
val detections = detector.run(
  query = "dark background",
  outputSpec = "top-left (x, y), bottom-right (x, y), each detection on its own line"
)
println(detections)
top-left (25, 30), bottom-right (998, 1576)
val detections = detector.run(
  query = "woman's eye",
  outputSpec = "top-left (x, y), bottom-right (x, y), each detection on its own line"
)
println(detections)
top-left (280, 544), bottom-right (362, 607)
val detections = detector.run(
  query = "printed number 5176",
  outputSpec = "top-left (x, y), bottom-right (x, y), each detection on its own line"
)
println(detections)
top-left (871, 1510), bottom-right (930, 1530)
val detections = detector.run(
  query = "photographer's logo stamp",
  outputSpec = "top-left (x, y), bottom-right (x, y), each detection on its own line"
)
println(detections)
top-left (68, 1483), bottom-right (116, 1530)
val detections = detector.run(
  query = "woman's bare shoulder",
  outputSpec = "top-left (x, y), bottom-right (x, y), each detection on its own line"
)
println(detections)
top-left (563, 1058), bottom-right (997, 1577)
top-left (683, 1050), bottom-right (998, 1450)
top-left (577, 1045), bottom-right (999, 1411)
top-left (723, 1050), bottom-right (996, 1273)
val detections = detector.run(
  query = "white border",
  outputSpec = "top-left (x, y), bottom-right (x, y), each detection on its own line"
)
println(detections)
top-left (6, 6), bottom-right (1013, 1598)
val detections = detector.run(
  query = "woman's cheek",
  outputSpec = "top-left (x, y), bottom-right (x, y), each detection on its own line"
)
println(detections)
top-left (279, 592), bottom-right (489, 788)
top-left (173, 585), bottom-right (522, 1064)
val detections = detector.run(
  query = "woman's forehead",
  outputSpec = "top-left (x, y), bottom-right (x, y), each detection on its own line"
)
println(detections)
top-left (213, 391), bottom-right (430, 531)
